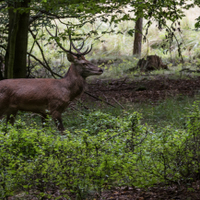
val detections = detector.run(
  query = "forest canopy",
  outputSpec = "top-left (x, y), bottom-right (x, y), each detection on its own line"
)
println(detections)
top-left (0, 0), bottom-right (198, 79)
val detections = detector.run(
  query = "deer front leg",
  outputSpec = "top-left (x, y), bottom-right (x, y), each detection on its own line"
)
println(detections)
top-left (6, 111), bottom-right (18, 126)
top-left (40, 113), bottom-right (48, 128)
top-left (51, 111), bottom-right (64, 132)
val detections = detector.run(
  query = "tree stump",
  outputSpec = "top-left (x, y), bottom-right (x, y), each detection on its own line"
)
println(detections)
top-left (137, 55), bottom-right (168, 71)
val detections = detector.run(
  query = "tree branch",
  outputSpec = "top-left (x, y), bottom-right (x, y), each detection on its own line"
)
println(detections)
top-left (29, 29), bottom-right (63, 78)
top-left (29, 9), bottom-right (81, 25)
top-left (0, 45), bottom-right (6, 51)
top-left (27, 52), bottom-right (62, 78)
top-left (29, 12), bottom-right (43, 24)
top-left (84, 91), bottom-right (116, 108)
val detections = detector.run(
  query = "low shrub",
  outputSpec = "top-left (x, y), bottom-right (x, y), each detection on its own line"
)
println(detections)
top-left (0, 106), bottom-right (200, 199)
top-left (0, 112), bottom-right (146, 199)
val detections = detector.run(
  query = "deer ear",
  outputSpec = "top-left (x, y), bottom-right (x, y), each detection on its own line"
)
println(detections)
top-left (67, 54), bottom-right (77, 62)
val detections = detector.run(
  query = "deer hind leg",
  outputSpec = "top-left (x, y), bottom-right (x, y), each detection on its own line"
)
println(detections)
top-left (1, 111), bottom-right (17, 135)
top-left (0, 108), bottom-right (7, 121)
top-left (0, 114), bottom-right (4, 120)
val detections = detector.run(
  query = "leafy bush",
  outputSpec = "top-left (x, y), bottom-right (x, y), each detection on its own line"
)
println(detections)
top-left (0, 112), bottom-right (147, 199)
top-left (135, 102), bottom-right (200, 187)
top-left (0, 107), bottom-right (200, 199)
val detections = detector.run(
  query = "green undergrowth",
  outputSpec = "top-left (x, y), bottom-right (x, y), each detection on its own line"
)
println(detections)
top-left (62, 95), bottom-right (197, 131)
top-left (5, 94), bottom-right (197, 131)
top-left (129, 95), bottom-right (196, 128)
top-left (0, 100), bottom-right (200, 199)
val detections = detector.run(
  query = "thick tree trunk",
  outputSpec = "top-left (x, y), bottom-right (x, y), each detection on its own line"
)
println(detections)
top-left (5, 0), bottom-right (30, 79)
top-left (133, 17), bottom-right (143, 57)
top-left (14, 0), bottom-right (30, 78)
top-left (5, 6), bottom-right (19, 78)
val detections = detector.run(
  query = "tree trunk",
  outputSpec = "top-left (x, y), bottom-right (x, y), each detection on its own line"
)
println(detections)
top-left (0, 55), bottom-right (4, 80)
top-left (5, 0), bottom-right (30, 79)
top-left (5, 6), bottom-right (19, 78)
top-left (133, 17), bottom-right (143, 57)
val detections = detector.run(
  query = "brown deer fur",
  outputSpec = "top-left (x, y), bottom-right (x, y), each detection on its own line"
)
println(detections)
top-left (0, 54), bottom-right (103, 132)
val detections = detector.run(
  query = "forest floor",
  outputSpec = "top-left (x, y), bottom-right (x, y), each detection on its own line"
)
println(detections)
top-left (98, 183), bottom-right (200, 200)
top-left (10, 75), bottom-right (200, 200)
top-left (80, 75), bottom-right (200, 200)
top-left (82, 75), bottom-right (200, 106)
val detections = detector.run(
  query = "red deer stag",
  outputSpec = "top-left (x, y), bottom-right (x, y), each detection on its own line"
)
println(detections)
top-left (0, 33), bottom-right (103, 132)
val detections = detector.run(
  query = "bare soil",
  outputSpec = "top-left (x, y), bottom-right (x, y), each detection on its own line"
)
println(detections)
top-left (82, 75), bottom-right (200, 105)
top-left (100, 184), bottom-right (200, 200)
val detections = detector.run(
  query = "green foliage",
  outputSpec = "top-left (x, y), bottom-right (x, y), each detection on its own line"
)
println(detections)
top-left (135, 101), bottom-right (200, 187)
top-left (1, 0), bottom-right (199, 79)
top-left (1, 105), bottom-right (200, 198)
top-left (0, 112), bottom-right (146, 199)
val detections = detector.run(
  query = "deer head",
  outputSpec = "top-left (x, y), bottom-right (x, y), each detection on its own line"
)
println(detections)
top-left (46, 27), bottom-right (103, 78)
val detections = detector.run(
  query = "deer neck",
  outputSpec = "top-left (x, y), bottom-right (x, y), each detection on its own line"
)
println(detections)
top-left (63, 64), bottom-right (86, 101)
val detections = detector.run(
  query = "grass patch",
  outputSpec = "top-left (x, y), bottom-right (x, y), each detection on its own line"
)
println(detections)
top-left (64, 95), bottom-right (199, 131)
top-left (131, 96), bottom-right (194, 128)
top-left (72, 95), bottom-right (197, 130)
top-left (0, 95), bottom-right (197, 132)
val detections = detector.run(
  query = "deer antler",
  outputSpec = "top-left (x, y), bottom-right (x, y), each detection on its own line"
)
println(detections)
top-left (46, 26), bottom-right (92, 57)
